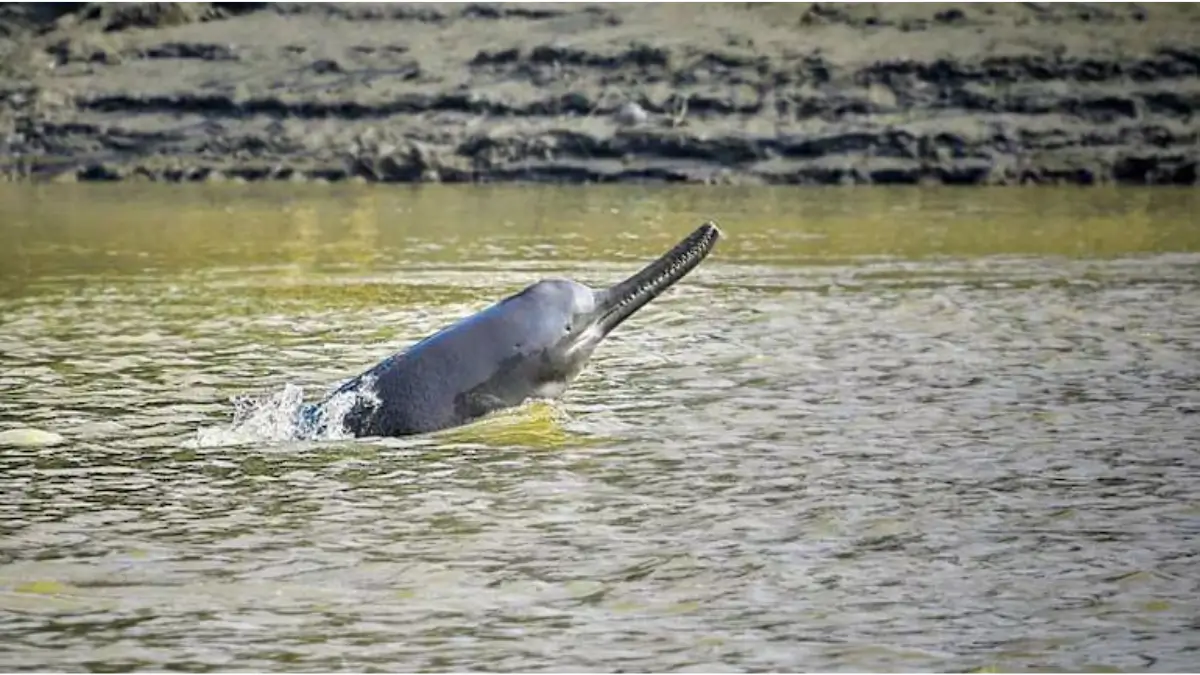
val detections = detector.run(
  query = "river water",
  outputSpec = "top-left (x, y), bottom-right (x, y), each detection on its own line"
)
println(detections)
top-left (1, 184), bottom-right (1198, 672)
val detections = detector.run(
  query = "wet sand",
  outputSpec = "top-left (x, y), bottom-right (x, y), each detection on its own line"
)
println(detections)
top-left (1, 2), bottom-right (1197, 185)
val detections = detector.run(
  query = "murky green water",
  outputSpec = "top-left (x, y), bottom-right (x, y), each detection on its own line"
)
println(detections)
top-left (1, 184), bottom-right (1198, 672)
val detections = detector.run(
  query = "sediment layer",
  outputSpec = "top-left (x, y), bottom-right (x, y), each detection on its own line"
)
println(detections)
top-left (2, 2), bottom-right (1197, 185)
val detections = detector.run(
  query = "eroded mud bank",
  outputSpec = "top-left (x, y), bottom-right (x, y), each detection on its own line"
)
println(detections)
top-left (2, 2), bottom-right (1197, 185)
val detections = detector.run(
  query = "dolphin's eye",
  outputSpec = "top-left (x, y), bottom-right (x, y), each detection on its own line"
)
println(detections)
top-left (564, 323), bottom-right (572, 334)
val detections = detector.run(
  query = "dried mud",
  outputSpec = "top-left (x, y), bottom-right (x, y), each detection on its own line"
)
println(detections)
top-left (1, 2), bottom-right (1198, 185)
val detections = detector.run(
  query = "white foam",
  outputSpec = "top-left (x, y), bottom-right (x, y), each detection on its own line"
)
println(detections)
top-left (187, 377), bottom-right (380, 448)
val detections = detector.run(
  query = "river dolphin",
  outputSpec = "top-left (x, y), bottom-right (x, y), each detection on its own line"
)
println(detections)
top-left (301, 221), bottom-right (722, 438)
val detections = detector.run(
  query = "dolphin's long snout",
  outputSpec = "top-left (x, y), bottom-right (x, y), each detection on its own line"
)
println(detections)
top-left (595, 221), bottom-right (722, 335)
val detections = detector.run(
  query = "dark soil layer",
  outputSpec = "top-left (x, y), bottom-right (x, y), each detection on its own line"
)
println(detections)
top-left (2, 2), bottom-right (1198, 185)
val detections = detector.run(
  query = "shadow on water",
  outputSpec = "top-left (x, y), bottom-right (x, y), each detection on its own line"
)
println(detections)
top-left (1, 184), bottom-right (1199, 672)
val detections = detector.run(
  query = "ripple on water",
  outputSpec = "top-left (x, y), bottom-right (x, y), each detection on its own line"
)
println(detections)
top-left (2, 195), bottom-right (1200, 671)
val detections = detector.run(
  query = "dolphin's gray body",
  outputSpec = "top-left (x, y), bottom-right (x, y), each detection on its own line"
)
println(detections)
top-left (302, 221), bottom-right (721, 438)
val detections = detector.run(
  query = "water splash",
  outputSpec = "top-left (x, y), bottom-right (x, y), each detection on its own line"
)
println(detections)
top-left (188, 378), bottom-right (379, 448)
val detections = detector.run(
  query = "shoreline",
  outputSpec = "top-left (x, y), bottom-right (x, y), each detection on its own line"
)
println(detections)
top-left (2, 2), bottom-right (1198, 186)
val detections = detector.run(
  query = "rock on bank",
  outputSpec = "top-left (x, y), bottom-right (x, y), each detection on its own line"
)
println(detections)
top-left (1, 2), bottom-right (1198, 185)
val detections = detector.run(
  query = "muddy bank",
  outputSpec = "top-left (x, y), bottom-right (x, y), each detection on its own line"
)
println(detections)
top-left (1, 2), bottom-right (1198, 185)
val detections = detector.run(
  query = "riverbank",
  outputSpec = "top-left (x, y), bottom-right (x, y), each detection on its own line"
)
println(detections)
top-left (2, 2), bottom-right (1197, 185)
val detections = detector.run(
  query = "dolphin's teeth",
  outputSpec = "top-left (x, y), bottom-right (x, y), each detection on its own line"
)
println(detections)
top-left (608, 227), bottom-right (717, 320)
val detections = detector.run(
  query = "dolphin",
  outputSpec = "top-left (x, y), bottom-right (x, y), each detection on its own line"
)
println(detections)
top-left (301, 221), bottom-right (722, 438)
